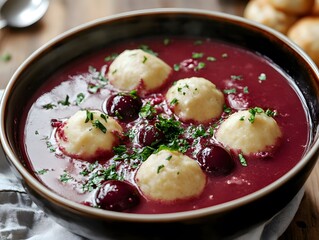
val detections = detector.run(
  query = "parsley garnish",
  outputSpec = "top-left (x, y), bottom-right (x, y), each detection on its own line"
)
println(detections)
top-left (258, 73), bottom-right (267, 81)
top-left (231, 75), bottom-right (243, 80)
top-left (59, 171), bottom-right (73, 183)
top-left (58, 95), bottom-right (71, 106)
top-left (223, 88), bottom-right (237, 94)
top-left (104, 53), bottom-right (119, 62)
top-left (0, 53), bottom-right (11, 62)
top-left (192, 52), bottom-right (204, 59)
top-left (173, 63), bottom-right (180, 71)
top-left (36, 169), bottom-right (49, 175)
top-left (140, 101), bottom-right (156, 119)
top-left (239, 153), bottom-right (247, 166)
top-left (82, 164), bottom-right (122, 192)
top-left (157, 164), bottom-right (165, 173)
top-left (207, 56), bottom-right (216, 62)
top-left (194, 62), bottom-right (206, 71)
top-left (92, 119), bottom-right (107, 133)
top-left (139, 45), bottom-right (158, 56)
top-left (42, 103), bottom-right (56, 109)
top-left (75, 93), bottom-right (85, 105)
top-left (170, 98), bottom-right (178, 105)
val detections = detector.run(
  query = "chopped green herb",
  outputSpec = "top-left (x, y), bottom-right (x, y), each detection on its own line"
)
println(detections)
top-left (192, 52), bottom-right (204, 59)
top-left (36, 169), bottom-right (49, 175)
top-left (248, 107), bottom-right (264, 123)
top-left (194, 62), bottom-right (206, 71)
top-left (129, 90), bottom-right (138, 98)
top-left (157, 164), bottom-right (165, 173)
top-left (265, 109), bottom-right (277, 117)
top-left (140, 101), bottom-right (156, 119)
top-left (82, 164), bottom-right (122, 192)
top-left (0, 53), bottom-right (11, 62)
top-left (42, 103), bottom-right (56, 109)
top-left (243, 86), bottom-right (249, 94)
top-left (139, 44), bottom-right (158, 56)
top-left (231, 75), bottom-right (243, 80)
top-left (239, 153), bottom-right (247, 166)
top-left (75, 93), bottom-right (85, 105)
top-left (170, 98), bottom-right (179, 105)
top-left (258, 73), bottom-right (267, 81)
top-left (207, 56), bottom-right (216, 62)
top-left (59, 171), bottom-right (73, 183)
top-left (166, 155), bottom-right (172, 161)
top-left (173, 63), bottom-right (180, 71)
top-left (85, 110), bottom-right (94, 123)
top-left (92, 119), bottom-right (107, 133)
top-left (88, 83), bottom-right (106, 94)
top-left (46, 141), bottom-right (56, 153)
top-left (58, 95), bottom-right (70, 106)
top-left (142, 55), bottom-right (148, 64)
top-left (223, 104), bottom-right (232, 114)
top-left (223, 88), bottom-right (237, 94)
top-left (104, 53), bottom-right (119, 62)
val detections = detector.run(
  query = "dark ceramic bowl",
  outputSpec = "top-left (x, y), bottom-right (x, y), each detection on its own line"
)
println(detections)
top-left (1, 9), bottom-right (319, 240)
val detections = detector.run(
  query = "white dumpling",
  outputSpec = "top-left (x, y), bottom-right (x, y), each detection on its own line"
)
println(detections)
top-left (166, 77), bottom-right (224, 123)
top-left (135, 150), bottom-right (206, 202)
top-left (56, 110), bottom-right (123, 160)
top-left (215, 109), bottom-right (282, 155)
top-left (107, 49), bottom-right (171, 92)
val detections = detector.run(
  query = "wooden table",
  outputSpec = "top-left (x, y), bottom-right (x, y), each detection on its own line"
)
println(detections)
top-left (0, 0), bottom-right (318, 239)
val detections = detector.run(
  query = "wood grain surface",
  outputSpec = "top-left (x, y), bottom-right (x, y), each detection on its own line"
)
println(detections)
top-left (0, 1), bottom-right (318, 239)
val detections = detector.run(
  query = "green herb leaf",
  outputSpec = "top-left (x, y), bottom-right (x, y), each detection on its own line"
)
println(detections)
top-left (58, 95), bottom-right (70, 106)
top-left (140, 101), bottom-right (156, 119)
top-left (104, 53), bottom-right (119, 62)
top-left (239, 153), bottom-right (247, 167)
top-left (0, 53), bottom-right (11, 62)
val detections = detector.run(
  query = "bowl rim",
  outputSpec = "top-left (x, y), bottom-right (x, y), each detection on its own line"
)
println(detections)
top-left (1, 8), bottom-right (319, 222)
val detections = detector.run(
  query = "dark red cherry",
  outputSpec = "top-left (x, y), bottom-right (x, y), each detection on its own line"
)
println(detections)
top-left (95, 180), bottom-right (140, 212)
top-left (105, 93), bottom-right (142, 121)
top-left (197, 145), bottom-right (234, 176)
top-left (137, 124), bottom-right (164, 146)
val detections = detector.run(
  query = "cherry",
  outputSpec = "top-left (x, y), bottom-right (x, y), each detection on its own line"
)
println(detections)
top-left (105, 93), bottom-right (142, 121)
top-left (197, 145), bottom-right (234, 176)
top-left (137, 124), bottom-right (164, 146)
top-left (95, 180), bottom-right (140, 212)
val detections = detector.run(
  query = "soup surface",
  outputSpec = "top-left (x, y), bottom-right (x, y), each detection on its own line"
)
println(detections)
top-left (21, 36), bottom-right (309, 214)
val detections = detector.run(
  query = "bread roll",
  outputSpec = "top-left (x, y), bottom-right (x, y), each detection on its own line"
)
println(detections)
top-left (288, 17), bottom-right (319, 66)
top-left (244, 0), bottom-right (297, 34)
top-left (268, 0), bottom-right (314, 15)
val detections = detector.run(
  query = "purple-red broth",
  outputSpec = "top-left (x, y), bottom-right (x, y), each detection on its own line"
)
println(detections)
top-left (20, 36), bottom-right (309, 214)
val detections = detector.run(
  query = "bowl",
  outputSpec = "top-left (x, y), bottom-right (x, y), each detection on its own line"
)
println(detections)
top-left (1, 9), bottom-right (319, 239)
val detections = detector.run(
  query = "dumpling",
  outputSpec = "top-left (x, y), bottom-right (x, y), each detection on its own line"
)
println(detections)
top-left (107, 49), bottom-right (171, 92)
top-left (56, 110), bottom-right (123, 161)
top-left (166, 77), bottom-right (224, 123)
top-left (215, 109), bottom-right (282, 155)
top-left (135, 150), bottom-right (206, 202)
